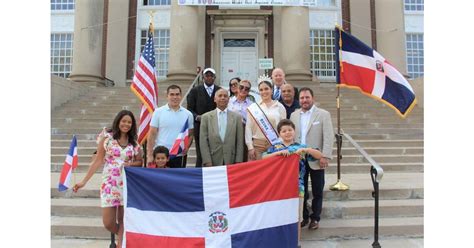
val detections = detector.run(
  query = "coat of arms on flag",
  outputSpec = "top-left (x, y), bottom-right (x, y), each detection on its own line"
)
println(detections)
top-left (335, 26), bottom-right (417, 118)
top-left (122, 155), bottom-right (300, 248)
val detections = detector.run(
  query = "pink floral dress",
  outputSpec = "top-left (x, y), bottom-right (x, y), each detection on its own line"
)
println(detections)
top-left (100, 136), bottom-right (141, 207)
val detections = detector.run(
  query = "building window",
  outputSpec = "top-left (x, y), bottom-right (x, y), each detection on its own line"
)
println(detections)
top-left (406, 33), bottom-right (424, 78)
top-left (51, 33), bottom-right (74, 78)
top-left (143, 0), bottom-right (170, 5)
top-left (51, 0), bottom-right (75, 10)
top-left (404, 0), bottom-right (423, 11)
top-left (310, 29), bottom-right (336, 80)
top-left (318, 0), bottom-right (336, 7)
top-left (140, 29), bottom-right (170, 78)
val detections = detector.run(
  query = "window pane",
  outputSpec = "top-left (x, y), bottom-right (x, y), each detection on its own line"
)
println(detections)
top-left (51, 32), bottom-right (74, 78)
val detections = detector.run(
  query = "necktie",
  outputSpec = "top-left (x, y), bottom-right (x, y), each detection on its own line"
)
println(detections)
top-left (219, 111), bottom-right (226, 142)
top-left (274, 87), bottom-right (280, 100)
top-left (207, 87), bottom-right (212, 97)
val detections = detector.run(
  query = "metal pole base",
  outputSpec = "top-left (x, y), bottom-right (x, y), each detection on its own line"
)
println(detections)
top-left (329, 180), bottom-right (350, 191)
top-left (372, 241), bottom-right (381, 248)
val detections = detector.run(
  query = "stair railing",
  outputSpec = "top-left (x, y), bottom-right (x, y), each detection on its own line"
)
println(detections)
top-left (180, 73), bottom-right (201, 106)
top-left (342, 131), bottom-right (384, 248)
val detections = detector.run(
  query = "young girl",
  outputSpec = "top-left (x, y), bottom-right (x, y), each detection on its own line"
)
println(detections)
top-left (73, 110), bottom-right (143, 247)
top-left (263, 119), bottom-right (322, 248)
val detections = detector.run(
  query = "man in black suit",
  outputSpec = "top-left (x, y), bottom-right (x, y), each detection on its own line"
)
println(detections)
top-left (187, 68), bottom-right (221, 167)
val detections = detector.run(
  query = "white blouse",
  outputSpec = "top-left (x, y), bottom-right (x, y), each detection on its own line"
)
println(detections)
top-left (245, 100), bottom-right (287, 150)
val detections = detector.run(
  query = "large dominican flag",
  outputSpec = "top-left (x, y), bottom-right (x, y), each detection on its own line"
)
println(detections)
top-left (123, 155), bottom-right (300, 248)
top-left (335, 26), bottom-right (417, 118)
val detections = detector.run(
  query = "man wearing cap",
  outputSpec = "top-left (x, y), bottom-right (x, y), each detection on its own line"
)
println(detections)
top-left (187, 68), bottom-right (222, 167)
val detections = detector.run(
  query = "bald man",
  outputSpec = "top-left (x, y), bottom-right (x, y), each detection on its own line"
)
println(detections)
top-left (279, 83), bottom-right (300, 119)
top-left (271, 67), bottom-right (299, 102)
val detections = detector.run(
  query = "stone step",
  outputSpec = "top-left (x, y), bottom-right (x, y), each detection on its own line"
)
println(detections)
top-left (300, 216), bottom-right (423, 240)
top-left (51, 236), bottom-right (424, 248)
top-left (49, 153), bottom-right (423, 164)
top-left (49, 138), bottom-right (424, 147)
top-left (50, 144), bottom-right (422, 154)
top-left (51, 172), bottom-right (423, 201)
top-left (51, 215), bottom-right (422, 240)
top-left (51, 197), bottom-right (423, 219)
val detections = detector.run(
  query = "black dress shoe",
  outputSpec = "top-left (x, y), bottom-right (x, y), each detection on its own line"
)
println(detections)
top-left (300, 219), bottom-right (309, 228)
top-left (308, 219), bottom-right (319, 230)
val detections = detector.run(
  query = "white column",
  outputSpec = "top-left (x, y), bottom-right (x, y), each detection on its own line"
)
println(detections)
top-left (280, 7), bottom-right (313, 82)
top-left (166, 0), bottom-right (199, 82)
top-left (69, 0), bottom-right (105, 85)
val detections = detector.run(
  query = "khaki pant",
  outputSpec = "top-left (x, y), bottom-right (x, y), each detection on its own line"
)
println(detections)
top-left (250, 138), bottom-right (271, 160)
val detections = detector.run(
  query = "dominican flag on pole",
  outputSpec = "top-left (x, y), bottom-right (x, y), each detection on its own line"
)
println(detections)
top-left (122, 155), bottom-right (300, 248)
top-left (169, 121), bottom-right (190, 158)
top-left (335, 26), bottom-right (417, 118)
top-left (58, 135), bottom-right (78, 192)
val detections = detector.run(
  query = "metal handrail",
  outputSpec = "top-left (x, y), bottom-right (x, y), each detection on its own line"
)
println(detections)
top-left (341, 131), bottom-right (383, 248)
top-left (180, 73), bottom-right (201, 106)
top-left (342, 132), bottom-right (384, 182)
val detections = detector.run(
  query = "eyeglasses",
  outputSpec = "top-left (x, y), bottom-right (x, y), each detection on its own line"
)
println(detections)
top-left (239, 85), bottom-right (251, 92)
top-left (231, 83), bottom-right (238, 87)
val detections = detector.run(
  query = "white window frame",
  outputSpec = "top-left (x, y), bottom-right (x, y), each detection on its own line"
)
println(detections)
top-left (139, 29), bottom-right (170, 79)
top-left (142, 0), bottom-right (171, 6)
top-left (51, 33), bottom-right (74, 78)
top-left (404, 0), bottom-right (424, 12)
top-left (51, 0), bottom-right (75, 11)
top-left (405, 33), bottom-right (424, 79)
top-left (310, 29), bottom-right (336, 81)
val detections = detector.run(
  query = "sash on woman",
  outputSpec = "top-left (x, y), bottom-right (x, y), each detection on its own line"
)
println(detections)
top-left (247, 103), bottom-right (280, 145)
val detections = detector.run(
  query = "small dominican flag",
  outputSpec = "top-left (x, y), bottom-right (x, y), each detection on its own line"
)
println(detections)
top-left (335, 26), bottom-right (417, 118)
top-left (122, 155), bottom-right (300, 248)
top-left (169, 121), bottom-right (190, 158)
top-left (58, 135), bottom-right (78, 192)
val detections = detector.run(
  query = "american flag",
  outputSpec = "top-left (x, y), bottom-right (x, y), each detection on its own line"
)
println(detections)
top-left (131, 28), bottom-right (158, 144)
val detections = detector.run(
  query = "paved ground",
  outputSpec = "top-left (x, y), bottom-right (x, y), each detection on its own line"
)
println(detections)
top-left (51, 237), bottom-right (423, 247)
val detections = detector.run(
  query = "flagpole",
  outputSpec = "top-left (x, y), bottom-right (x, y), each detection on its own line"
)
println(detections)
top-left (330, 25), bottom-right (349, 191)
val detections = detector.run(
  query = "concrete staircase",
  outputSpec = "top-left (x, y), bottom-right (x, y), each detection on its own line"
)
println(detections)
top-left (51, 84), bottom-right (423, 246)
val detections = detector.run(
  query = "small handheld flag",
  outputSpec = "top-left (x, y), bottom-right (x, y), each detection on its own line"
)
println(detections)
top-left (169, 121), bottom-right (190, 158)
top-left (335, 26), bottom-right (417, 118)
top-left (58, 135), bottom-right (78, 192)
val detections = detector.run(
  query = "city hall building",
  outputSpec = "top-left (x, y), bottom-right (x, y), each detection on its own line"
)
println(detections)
top-left (51, 0), bottom-right (424, 87)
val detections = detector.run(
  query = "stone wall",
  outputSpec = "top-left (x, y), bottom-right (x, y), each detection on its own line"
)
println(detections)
top-left (51, 74), bottom-right (92, 110)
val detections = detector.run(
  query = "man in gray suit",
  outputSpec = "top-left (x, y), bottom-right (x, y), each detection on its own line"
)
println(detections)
top-left (200, 88), bottom-right (244, 166)
top-left (290, 87), bottom-right (334, 230)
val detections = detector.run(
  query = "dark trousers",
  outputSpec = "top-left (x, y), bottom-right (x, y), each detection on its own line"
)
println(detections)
top-left (168, 155), bottom-right (187, 168)
top-left (194, 122), bottom-right (202, 167)
top-left (303, 162), bottom-right (325, 222)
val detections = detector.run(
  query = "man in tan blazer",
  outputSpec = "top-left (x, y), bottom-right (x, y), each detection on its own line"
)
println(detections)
top-left (290, 87), bottom-right (334, 230)
top-left (200, 88), bottom-right (244, 166)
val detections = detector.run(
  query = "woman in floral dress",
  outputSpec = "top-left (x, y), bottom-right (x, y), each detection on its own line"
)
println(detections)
top-left (73, 110), bottom-right (143, 247)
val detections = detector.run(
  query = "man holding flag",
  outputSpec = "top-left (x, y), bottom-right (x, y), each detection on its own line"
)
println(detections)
top-left (147, 85), bottom-right (194, 168)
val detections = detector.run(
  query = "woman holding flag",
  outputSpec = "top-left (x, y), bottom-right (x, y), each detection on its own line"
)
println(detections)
top-left (73, 110), bottom-right (143, 247)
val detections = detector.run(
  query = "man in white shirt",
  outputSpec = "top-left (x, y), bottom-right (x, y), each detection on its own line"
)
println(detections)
top-left (290, 87), bottom-right (334, 230)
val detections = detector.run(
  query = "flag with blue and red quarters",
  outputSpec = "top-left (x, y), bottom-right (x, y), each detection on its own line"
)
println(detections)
top-left (169, 121), bottom-right (190, 158)
top-left (58, 135), bottom-right (78, 192)
top-left (122, 155), bottom-right (300, 248)
top-left (335, 26), bottom-right (417, 118)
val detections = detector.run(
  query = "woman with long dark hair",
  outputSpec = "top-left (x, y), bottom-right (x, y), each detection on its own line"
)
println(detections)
top-left (228, 77), bottom-right (241, 97)
top-left (73, 110), bottom-right (143, 247)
